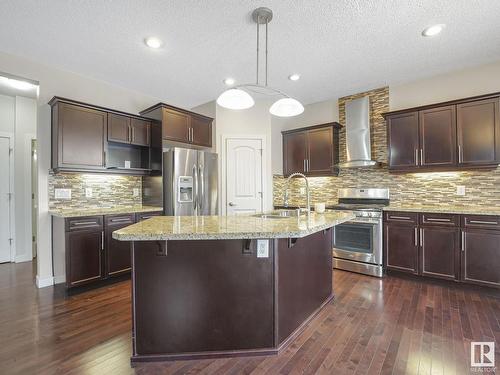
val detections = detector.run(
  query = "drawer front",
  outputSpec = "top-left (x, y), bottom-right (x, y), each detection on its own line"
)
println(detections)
top-left (421, 213), bottom-right (459, 227)
top-left (66, 216), bottom-right (103, 232)
top-left (462, 215), bottom-right (500, 230)
top-left (105, 213), bottom-right (136, 227)
top-left (136, 211), bottom-right (162, 222)
top-left (384, 211), bottom-right (418, 224)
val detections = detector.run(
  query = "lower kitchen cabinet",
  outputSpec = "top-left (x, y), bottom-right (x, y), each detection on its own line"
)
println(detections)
top-left (384, 222), bottom-right (419, 274)
top-left (461, 227), bottom-right (500, 288)
top-left (105, 214), bottom-right (135, 277)
top-left (67, 228), bottom-right (104, 287)
top-left (384, 211), bottom-right (500, 288)
top-left (420, 226), bottom-right (459, 281)
top-left (53, 211), bottom-right (162, 289)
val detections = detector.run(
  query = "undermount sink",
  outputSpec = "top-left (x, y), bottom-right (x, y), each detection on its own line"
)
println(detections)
top-left (253, 209), bottom-right (303, 219)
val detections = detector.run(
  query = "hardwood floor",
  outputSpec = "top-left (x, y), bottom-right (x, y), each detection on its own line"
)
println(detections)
top-left (0, 262), bottom-right (498, 374)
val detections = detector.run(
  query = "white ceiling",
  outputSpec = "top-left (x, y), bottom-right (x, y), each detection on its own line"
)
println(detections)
top-left (1, 0), bottom-right (499, 108)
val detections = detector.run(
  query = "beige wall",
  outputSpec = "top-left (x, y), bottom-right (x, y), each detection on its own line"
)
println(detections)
top-left (0, 51), bottom-right (164, 288)
top-left (390, 60), bottom-right (500, 110)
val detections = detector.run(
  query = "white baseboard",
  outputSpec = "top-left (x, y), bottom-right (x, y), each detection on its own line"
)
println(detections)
top-left (36, 275), bottom-right (54, 288)
top-left (53, 275), bottom-right (66, 284)
top-left (15, 254), bottom-right (33, 263)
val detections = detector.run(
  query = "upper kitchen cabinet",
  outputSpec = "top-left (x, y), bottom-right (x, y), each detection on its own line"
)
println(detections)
top-left (457, 98), bottom-right (500, 166)
top-left (50, 97), bottom-right (153, 174)
top-left (51, 99), bottom-right (107, 171)
top-left (282, 123), bottom-right (340, 177)
top-left (140, 103), bottom-right (213, 148)
top-left (384, 92), bottom-right (500, 172)
top-left (386, 112), bottom-right (419, 169)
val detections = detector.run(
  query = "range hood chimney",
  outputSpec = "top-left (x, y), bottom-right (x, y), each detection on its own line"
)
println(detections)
top-left (337, 96), bottom-right (379, 168)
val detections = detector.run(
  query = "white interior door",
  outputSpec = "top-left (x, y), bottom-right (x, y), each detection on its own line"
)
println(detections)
top-left (0, 136), bottom-right (12, 263)
top-left (225, 138), bottom-right (263, 216)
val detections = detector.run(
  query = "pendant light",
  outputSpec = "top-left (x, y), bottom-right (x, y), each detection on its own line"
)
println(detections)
top-left (216, 7), bottom-right (304, 117)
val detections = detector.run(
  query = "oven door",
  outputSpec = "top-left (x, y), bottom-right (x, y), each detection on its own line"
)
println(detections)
top-left (332, 218), bottom-right (382, 265)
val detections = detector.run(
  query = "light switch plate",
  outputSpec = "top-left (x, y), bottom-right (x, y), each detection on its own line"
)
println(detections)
top-left (133, 188), bottom-right (140, 197)
top-left (456, 186), bottom-right (466, 196)
top-left (300, 187), bottom-right (306, 195)
top-left (85, 188), bottom-right (93, 198)
top-left (55, 188), bottom-right (71, 200)
top-left (256, 240), bottom-right (269, 258)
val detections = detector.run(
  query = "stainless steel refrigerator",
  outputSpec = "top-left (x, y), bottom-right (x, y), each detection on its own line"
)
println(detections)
top-left (163, 148), bottom-right (218, 216)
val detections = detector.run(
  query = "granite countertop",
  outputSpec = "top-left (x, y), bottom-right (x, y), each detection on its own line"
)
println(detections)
top-left (49, 205), bottom-right (163, 218)
top-left (383, 205), bottom-right (500, 216)
top-left (112, 211), bottom-right (355, 241)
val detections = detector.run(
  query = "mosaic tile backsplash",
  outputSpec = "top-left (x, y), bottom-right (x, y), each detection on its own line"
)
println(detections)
top-left (274, 86), bottom-right (500, 208)
top-left (48, 172), bottom-right (142, 210)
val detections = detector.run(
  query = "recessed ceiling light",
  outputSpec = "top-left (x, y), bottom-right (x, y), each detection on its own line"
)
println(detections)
top-left (288, 74), bottom-right (300, 81)
top-left (421, 24), bottom-right (445, 37)
top-left (223, 78), bottom-right (235, 86)
top-left (144, 37), bottom-right (162, 49)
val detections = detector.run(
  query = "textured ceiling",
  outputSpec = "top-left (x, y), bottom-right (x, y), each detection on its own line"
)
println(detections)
top-left (1, 0), bottom-right (499, 108)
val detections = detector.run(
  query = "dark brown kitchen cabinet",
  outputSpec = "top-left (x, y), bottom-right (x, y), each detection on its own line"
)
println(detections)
top-left (190, 115), bottom-right (212, 147)
top-left (140, 103), bottom-right (213, 147)
top-left (130, 118), bottom-right (151, 146)
top-left (108, 113), bottom-right (131, 143)
top-left (283, 131), bottom-right (307, 175)
top-left (384, 221), bottom-right (419, 274)
top-left (420, 226), bottom-right (459, 281)
top-left (386, 112), bottom-right (419, 169)
top-left (162, 107), bottom-right (191, 143)
top-left (384, 92), bottom-right (500, 172)
top-left (457, 98), bottom-right (500, 166)
top-left (64, 216), bottom-right (104, 287)
top-left (384, 211), bottom-right (500, 288)
top-left (461, 214), bottom-right (500, 288)
top-left (51, 101), bottom-right (107, 170)
top-left (105, 214), bottom-right (135, 277)
top-left (282, 123), bottom-right (340, 177)
top-left (50, 97), bottom-right (154, 175)
top-left (419, 106), bottom-right (456, 168)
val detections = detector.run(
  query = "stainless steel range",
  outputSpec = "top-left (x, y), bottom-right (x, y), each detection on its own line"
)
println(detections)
top-left (330, 188), bottom-right (389, 278)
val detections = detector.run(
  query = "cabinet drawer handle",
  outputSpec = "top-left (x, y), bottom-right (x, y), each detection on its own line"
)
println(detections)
top-left (468, 219), bottom-right (498, 225)
top-left (110, 218), bottom-right (131, 223)
top-left (458, 145), bottom-right (463, 163)
top-left (461, 231), bottom-right (465, 252)
top-left (414, 228), bottom-right (418, 246)
top-left (140, 216), bottom-right (154, 220)
top-left (426, 218), bottom-right (451, 222)
top-left (389, 215), bottom-right (412, 220)
top-left (101, 231), bottom-right (104, 250)
top-left (72, 221), bottom-right (98, 226)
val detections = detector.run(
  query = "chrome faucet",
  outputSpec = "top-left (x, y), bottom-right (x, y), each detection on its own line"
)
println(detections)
top-left (283, 172), bottom-right (310, 214)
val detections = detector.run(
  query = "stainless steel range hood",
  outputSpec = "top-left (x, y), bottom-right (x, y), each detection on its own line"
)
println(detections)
top-left (337, 96), bottom-right (379, 168)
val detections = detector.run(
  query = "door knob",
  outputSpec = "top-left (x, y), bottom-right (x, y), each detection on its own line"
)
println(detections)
top-left (228, 202), bottom-right (236, 206)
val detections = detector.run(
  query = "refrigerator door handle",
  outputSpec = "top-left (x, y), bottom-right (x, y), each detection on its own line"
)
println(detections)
top-left (193, 164), bottom-right (199, 215)
top-left (199, 165), bottom-right (204, 212)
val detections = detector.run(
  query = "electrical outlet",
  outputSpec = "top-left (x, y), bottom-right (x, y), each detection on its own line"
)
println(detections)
top-left (456, 186), bottom-right (466, 196)
top-left (133, 188), bottom-right (140, 197)
top-left (124, 160), bottom-right (131, 169)
top-left (300, 187), bottom-right (306, 195)
top-left (85, 188), bottom-right (93, 198)
top-left (256, 240), bottom-right (269, 258)
top-left (55, 188), bottom-right (71, 199)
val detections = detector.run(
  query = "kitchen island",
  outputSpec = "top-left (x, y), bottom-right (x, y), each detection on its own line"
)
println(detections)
top-left (113, 211), bottom-right (354, 363)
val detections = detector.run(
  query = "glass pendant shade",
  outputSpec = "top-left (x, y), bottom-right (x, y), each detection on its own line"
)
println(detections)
top-left (269, 98), bottom-right (304, 117)
top-left (216, 88), bottom-right (255, 110)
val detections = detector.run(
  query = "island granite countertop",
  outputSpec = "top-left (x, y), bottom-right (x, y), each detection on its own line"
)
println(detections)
top-left (112, 211), bottom-right (355, 241)
top-left (49, 205), bottom-right (163, 218)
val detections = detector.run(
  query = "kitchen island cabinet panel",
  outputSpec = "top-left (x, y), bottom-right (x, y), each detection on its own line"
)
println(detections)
top-left (133, 239), bottom-right (275, 355)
